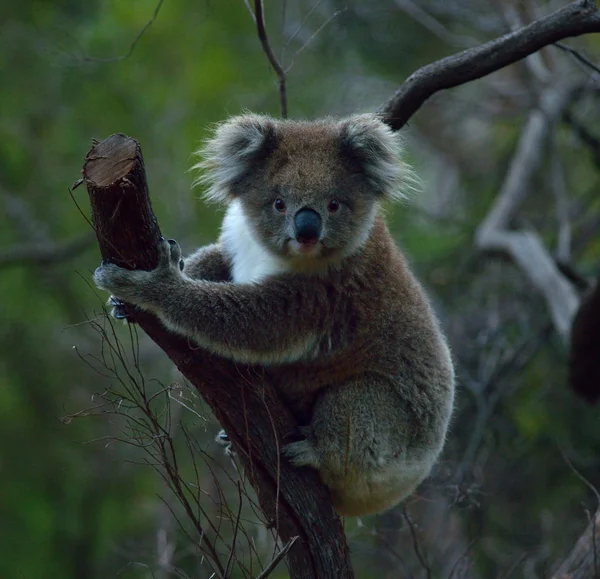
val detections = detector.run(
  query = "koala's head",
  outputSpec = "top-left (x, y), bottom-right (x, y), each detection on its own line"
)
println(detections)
top-left (194, 114), bottom-right (413, 264)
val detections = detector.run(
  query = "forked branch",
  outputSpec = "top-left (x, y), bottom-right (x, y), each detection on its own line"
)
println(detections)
top-left (380, 0), bottom-right (600, 129)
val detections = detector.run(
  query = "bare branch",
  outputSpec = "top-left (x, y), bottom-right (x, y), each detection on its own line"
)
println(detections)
top-left (393, 0), bottom-right (478, 48)
top-left (253, 0), bottom-right (288, 118)
top-left (379, 0), bottom-right (600, 130)
top-left (403, 506), bottom-right (432, 579)
top-left (78, 0), bottom-right (165, 64)
top-left (555, 41), bottom-right (600, 76)
top-left (255, 536), bottom-right (299, 579)
top-left (243, 0), bottom-right (257, 23)
top-left (283, 0), bottom-right (322, 51)
top-left (564, 108), bottom-right (600, 168)
top-left (474, 87), bottom-right (580, 341)
top-left (559, 448), bottom-right (600, 506)
top-left (284, 8), bottom-right (347, 74)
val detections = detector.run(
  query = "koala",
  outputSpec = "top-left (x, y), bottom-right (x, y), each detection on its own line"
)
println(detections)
top-left (94, 114), bottom-right (455, 517)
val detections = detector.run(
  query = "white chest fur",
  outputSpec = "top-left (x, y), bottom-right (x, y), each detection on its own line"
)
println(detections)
top-left (220, 200), bottom-right (289, 284)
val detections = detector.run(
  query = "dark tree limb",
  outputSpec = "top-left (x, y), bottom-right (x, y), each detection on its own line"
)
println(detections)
top-left (552, 509), bottom-right (600, 579)
top-left (82, 134), bottom-right (354, 579)
top-left (379, 0), bottom-right (600, 130)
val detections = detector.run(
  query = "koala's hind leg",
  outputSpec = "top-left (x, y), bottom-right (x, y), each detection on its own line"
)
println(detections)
top-left (284, 378), bottom-right (424, 516)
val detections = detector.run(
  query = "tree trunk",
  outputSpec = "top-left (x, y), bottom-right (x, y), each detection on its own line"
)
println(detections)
top-left (82, 133), bottom-right (354, 579)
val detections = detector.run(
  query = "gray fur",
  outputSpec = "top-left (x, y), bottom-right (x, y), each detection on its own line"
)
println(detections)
top-left (94, 114), bottom-right (455, 517)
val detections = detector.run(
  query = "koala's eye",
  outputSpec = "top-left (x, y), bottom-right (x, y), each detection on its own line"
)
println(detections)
top-left (328, 198), bottom-right (340, 213)
top-left (273, 198), bottom-right (287, 213)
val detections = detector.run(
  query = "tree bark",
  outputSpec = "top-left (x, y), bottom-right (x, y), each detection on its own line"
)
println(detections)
top-left (82, 134), bottom-right (354, 579)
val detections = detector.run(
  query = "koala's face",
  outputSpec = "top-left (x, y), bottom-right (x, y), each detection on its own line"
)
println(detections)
top-left (196, 115), bottom-right (410, 263)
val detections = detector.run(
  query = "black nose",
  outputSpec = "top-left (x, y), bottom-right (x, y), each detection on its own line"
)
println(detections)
top-left (294, 209), bottom-right (322, 244)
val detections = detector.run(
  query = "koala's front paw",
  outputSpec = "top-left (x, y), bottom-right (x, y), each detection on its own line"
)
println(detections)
top-left (94, 238), bottom-right (184, 308)
top-left (94, 261), bottom-right (150, 303)
top-left (94, 260), bottom-right (152, 303)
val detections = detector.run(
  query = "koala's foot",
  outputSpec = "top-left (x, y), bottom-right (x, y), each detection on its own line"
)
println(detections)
top-left (283, 428), bottom-right (321, 469)
top-left (215, 429), bottom-right (235, 457)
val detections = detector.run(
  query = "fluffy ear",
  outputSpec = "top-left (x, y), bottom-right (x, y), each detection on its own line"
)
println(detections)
top-left (339, 114), bottom-right (414, 201)
top-left (193, 114), bottom-right (277, 203)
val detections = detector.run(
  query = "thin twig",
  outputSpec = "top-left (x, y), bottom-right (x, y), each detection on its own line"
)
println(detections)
top-left (555, 41), bottom-right (600, 76)
top-left (563, 109), bottom-right (600, 168)
top-left (447, 537), bottom-right (478, 579)
top-left (243, 0), bottom-right (256, 23)
top-left (253, 0), bottom-right (288, 118)
top-left (284, 8), bottom-right (347, 74)
top-left (402, 506), bottom-right (432, 579)
top-left (393, 0), bottom-right (478, 48)
top-left (559, 447), bottom-right (600, 506)
top-left (255, 536), bottom-right (299, 579)
top-left (79, 0), bottom-right (165, 63)
top-left (283, 0), bottom-right (322, 51)
top-left (224, 482), bottom-right (245, 577)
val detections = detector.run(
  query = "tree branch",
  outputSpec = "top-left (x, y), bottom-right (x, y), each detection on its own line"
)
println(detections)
top-left (379, 0), bottom-right (600, 130)
top-left (82, 134), bottom-right (353, 579)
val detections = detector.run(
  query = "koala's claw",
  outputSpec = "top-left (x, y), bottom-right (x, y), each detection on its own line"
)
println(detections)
top-left (283, 439), bottom-right (321, 469)
top-left (160, 238), bottom-right (182, 268)
top-left (108, 296), bottom-right (130, 320)
top-left (215, 429), bottom-right (236, 457)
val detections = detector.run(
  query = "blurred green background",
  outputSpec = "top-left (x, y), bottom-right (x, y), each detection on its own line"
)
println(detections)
top-left (2, 1), bottom-right (600, 577)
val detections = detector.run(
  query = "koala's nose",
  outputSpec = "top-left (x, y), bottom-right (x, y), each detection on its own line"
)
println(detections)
top-left (294, 208), bottom-right (322, 244)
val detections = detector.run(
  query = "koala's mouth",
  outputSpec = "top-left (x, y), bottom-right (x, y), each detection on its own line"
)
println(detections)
top-left (288, 238), bottom-right (323, 257)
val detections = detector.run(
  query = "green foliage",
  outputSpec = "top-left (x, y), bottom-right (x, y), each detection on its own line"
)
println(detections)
top-left (2, 0), bottom-right (600, 577)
